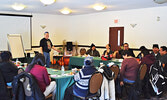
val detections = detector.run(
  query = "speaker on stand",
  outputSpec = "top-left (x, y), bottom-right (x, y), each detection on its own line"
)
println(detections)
top-left (66, 42), bottom-right (73, 51)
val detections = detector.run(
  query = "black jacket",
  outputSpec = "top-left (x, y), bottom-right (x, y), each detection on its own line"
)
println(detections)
top-left (151, 52), bottom-right (161, 61)
top-left (0, 70), bottom-right (11, 100)
top-left (86, 49), bottom-right (100, 57)
top-left (0, 61), bottom-right (18, 83)
top-left (12, 72), bottom-right (45, 100)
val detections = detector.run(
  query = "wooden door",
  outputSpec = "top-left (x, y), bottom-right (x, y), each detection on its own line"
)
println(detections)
top-left (109, 27), bottom-right (124, 51)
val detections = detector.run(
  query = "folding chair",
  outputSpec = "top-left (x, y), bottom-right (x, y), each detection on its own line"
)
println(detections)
top-left (139, 64), bottom-right (147, 80)
top-left (110, 65), bottom-right (120, 80)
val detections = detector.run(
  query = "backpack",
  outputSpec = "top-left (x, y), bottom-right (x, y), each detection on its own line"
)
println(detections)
top-left (149, 61), bottom-right (165, 95)
top-left (101, 66), bottom-right (115, 80)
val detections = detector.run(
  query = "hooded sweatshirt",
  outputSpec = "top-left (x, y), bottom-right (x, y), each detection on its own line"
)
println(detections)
top-left (140, 54), bottom-right (155, 72)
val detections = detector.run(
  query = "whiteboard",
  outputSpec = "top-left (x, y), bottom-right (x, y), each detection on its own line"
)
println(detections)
top-left (7, 34), bottom-right (25, 58)
top-left (0, 15), bottom-right (31, 51)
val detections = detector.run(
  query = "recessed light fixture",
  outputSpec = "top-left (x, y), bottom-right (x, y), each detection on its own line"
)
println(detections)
top-left (40, 0), bottom-right (55, 5)
top-left (60, 8), bottom-right (71, 15)
top-left (12, 3), bottom-right (26, 11)
top-left (93, 4), bottom-right (106, 11)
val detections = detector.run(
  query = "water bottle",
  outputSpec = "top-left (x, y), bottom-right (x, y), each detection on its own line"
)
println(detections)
top-left (61, 65), bottom-right (65, 75)
top-left (16, 58), bottom-right (18, 62)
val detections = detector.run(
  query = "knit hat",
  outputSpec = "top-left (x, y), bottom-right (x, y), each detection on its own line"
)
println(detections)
top-left (84, 56), bottom-right (93, 66)
top-left (90, 43), bottom-right (95, 49)
top-left (153, 44), bottom-right (159, 49)
top-left (1, 51), bottom-right (11, 62)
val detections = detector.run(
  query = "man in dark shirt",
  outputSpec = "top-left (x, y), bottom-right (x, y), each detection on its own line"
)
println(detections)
top-left (159, 46), bottom-right (167, 68)
top-left (151, 44), bottom-right (161, 61)
top-left (86, 43), bottom-right (100, 57)
top-left (113, 43), bottom-right (135, 58)
top-left (40, 32), bottom-right (59, 67)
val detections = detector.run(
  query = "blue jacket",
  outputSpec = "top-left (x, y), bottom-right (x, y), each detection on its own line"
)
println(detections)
top-left (12, 72), bottom-right (45, 100)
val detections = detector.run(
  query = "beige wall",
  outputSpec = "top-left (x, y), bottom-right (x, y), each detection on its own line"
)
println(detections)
top-left (32, 7), bottom-right (167, 53)
top-left (67, 6), bottom-right (167, 49)
top-left (16, 6), bottom-right (167, 58)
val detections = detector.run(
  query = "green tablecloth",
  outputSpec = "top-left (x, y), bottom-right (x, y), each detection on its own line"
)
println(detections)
top-left (68, 56), bottom-right (122, 69)
top-left (47, 68), bottom-right (74, 100)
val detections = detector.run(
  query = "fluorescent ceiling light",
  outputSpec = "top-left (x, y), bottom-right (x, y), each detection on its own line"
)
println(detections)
top-left (12, 3), bottom-right (26, 11)
top-left (93, 4), bottom-right (106, 11)
top-left (60, 8), bottom-right (71, 14)
top-left (40, 0), bottom-right (55, 5)
top-left (153, 0), bottom-right (167, 4)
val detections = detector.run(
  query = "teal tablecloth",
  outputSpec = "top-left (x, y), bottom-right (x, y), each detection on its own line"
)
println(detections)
top-left (68, 56), bottom-right (122, 69)
top-left (47, 68), bottom-right (74, 100)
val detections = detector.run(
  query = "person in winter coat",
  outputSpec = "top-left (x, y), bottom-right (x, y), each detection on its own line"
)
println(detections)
top-left (140, 49), bottom-right (155, 99)
top-left (86, 43), bottom-right (100, 57)
top-left (64, 56), bottom-right (97, 100)
top-left (0, 51), bottom-right (18, 86)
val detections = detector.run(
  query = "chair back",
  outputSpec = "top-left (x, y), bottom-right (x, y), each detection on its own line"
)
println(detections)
top-left (110, 65), bottom-right (119, 80)
top-left (139, 64), bottom-right (147, 80)
top-left (89, 72), bottom-right (103, 94)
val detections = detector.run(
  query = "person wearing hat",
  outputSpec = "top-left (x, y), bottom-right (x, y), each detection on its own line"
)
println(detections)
top-left (0, 51), bottom-right (18, 86)
top-left (151, 44), bottom-right (161, 61)
top-left (64, 56), bottom-right (97, 100)
top-left (86, 43), bottom-right (100, 57)
top-left (40, 32), bottom-right (59, 67)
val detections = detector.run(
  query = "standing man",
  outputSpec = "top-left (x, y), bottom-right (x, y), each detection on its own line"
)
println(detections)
top-left (40, 32), bottom-right (59, 67)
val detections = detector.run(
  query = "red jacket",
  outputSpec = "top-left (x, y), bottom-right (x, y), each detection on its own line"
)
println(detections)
top-left (120, 58), bottom-right (139, 81)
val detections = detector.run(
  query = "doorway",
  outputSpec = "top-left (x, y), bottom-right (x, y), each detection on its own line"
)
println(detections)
top-left (109, 27), bottom-right (124, 51)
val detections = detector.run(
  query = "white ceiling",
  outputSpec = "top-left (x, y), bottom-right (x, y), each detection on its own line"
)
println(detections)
top-left (0, 0), bottom-right (167, 15)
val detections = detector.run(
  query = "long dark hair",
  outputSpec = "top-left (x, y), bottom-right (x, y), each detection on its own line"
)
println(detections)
top-left (108, 44), bottom-right (111, 50)
top-left (141, 49), bottom-right (150, 56)
top-left (27, 53), bottom-right (45, 72)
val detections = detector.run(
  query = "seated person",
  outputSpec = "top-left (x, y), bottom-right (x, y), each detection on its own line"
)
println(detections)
top-left (86, 43), bottom-right (100, 57)
top-left (113, 43), bottom-right (135, 58)
top-left (151, 44), bottom-right (161, 61)
top-left (25, 53), bottom-right (56, 97)
top-left (136, 46), bottom-right (146, 59)
top-left (140, 49), bottom-right (155, 99)
top-left (0, 51), bottom-right (18, 87)
top-left (64, 57), bottom-right (97, 100)
top-left (80, 48), bottom-right (86, 57)
top-left (101, 44), bottom-right (113, 60)
top-left (120, 50), bottom-right (139, 100)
